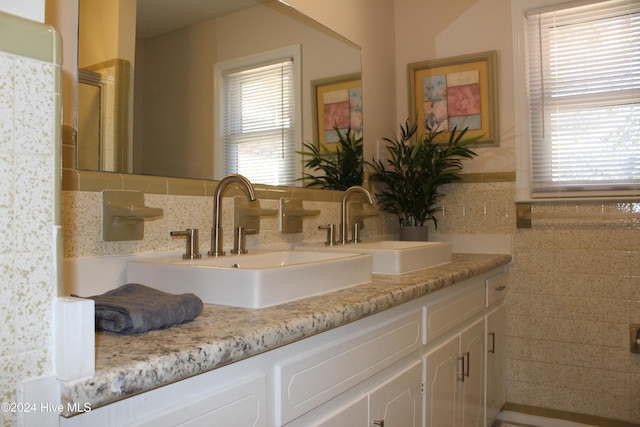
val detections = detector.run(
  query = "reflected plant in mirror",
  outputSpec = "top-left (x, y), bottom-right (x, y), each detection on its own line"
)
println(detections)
top-left (298, 126), bottom-right (364, 191)
top-left (76, 0), bottom-right (362, 187)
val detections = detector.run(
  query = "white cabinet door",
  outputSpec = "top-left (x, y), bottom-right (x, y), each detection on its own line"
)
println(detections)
top-left (424, 318), bottom-right (486, 427)
top-left (485, 304), bottom-right (506, 427)
top-left (424, 335), bottom-right (459, 427)
top-left (369, 360), bottom-right (423, 427)
top-left (459, 318), bottom-right (485, 427)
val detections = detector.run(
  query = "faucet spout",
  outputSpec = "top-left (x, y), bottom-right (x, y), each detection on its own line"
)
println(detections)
top-left (340, 186), bottom-right (374, 244)
top-left (209, 174), bottom-right (257, 256)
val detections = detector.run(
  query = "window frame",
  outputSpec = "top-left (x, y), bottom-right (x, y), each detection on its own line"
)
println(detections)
top-left (511, 0), bottom-right (640, 202)
top-left (214, 45), bottom-right (302, 185)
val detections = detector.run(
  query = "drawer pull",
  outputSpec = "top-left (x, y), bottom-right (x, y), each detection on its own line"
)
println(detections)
top-left (494, 285), bottom-right (506, 292)
top-left (488, 332), bottom-right (496, 354)
top-left (373, 420), bottom-right (385, 427)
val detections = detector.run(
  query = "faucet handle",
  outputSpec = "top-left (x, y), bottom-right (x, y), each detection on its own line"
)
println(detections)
top-left (318, 224), bottom-right (336, 246)
top-left (231, 226), bottom-right (256, 254)
top-left (352, 222), bottom-right (363, 243)
top-left (170, 229), bottom-right (201, 259)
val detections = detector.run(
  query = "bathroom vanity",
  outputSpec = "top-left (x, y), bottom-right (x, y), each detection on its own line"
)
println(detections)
top-left (59, 253), bottom-right (510, 427)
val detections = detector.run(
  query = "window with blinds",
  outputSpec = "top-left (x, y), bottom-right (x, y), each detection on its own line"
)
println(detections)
top-left (221, 57), bottom-right (298, 186)
top-left (525, 0), bottom-right (640, 198)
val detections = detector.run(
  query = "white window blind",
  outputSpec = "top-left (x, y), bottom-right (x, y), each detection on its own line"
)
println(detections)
top-left (222, 58), bottom-right (297, 186)
top-left (526, 0), bottom-right (640, 198)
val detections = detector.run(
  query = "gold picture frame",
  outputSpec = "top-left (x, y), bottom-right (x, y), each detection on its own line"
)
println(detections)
top-left (408, 50), bottom-right (498, 146)
top-left (312, 73), bottom-right (362, 152)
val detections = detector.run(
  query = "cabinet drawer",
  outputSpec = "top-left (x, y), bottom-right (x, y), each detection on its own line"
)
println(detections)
top-left (486, 272), bottom-right (507, 306)
top-left (308, 395), bottom-right (368, 427)
top-left (172, 375), bottom-right (265, 427)
top-left (63, 372), bottom-right (267, 427)
top-left (275, 311), bottom-right (421, 425)
top-left (424, 282), bottom-right (485, 343)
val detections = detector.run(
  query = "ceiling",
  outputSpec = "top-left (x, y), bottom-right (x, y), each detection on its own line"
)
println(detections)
top-left (136, 0), bottom-right (272, 39)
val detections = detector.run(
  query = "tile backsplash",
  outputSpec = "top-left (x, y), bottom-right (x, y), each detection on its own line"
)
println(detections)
top-left (61, 188), bottom-right (396, 259)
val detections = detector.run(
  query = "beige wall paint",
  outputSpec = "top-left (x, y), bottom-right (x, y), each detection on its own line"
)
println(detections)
top-left (394, 0), bottom-right (515, 174)
top-left (77, 0), bottom-right (114, 67)
top-left (283, 0), bottom-right (397, 164)
top-left (134, 18), bottom-right (218, 179)
top-left (289, 0), bottom-right (514, 172)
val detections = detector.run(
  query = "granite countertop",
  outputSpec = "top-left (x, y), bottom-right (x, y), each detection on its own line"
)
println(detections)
top-left (59, 252), bottom-right (511, 416)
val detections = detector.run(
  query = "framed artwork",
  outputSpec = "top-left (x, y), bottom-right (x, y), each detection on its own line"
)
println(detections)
top-left (312, 73), bottom-right (362, 151)
top-left (408, 50), bottom-right (498, 146)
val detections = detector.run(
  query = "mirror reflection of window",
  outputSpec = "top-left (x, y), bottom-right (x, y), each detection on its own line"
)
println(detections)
top-left (217, 46), bottom-right (302, 186)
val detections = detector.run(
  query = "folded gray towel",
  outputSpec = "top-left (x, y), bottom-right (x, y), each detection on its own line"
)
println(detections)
top-left (86, 283), bottom-right (203, 335)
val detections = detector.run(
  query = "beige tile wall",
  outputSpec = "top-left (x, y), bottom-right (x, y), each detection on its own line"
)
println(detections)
top-left (0, 14), bottom-right (60, 427)
top-left (510, 213), bottom-right (640, 421)
top-left (437, 180), bottom-right (517, 235)
top-left (439, 182), bottom-right (639, 423)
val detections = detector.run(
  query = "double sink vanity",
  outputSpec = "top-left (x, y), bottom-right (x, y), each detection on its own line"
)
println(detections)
top-left (60, 235), bottom-right (511, 427)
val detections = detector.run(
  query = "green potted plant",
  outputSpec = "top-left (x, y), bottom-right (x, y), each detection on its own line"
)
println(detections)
top-left (368, 118), bottom-right (479, 240)
top-left (297, 125), bottom-right (363, 190)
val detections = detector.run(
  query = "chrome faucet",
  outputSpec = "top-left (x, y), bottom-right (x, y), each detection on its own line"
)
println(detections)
top-left (209, 174), bottom-right (257, 256)
top-left (340, 186), bottom-right (374, 244)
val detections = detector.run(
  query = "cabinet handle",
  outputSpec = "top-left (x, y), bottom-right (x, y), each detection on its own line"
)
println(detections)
top-left (488, 332), bottom-right (496, 354)
top-left (373, 420), bottom-right (385, 427)
top-left (457, 355), bottom-right (465, 382)
top-left (464, 352), bottom-right (470, 378)
top-left (495, 285), bottom-right (506, 292)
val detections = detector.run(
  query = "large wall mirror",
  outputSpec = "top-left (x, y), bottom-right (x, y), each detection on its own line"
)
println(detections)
top-left (76, 0), bottom-right (361, 186)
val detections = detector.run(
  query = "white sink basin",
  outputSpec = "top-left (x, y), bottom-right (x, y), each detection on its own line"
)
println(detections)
top-left (294, 240), bottom-right (452, 274)
top-left (126, 250), bottom-right (372, 308)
